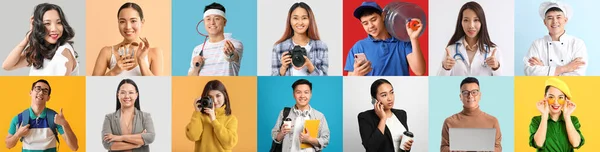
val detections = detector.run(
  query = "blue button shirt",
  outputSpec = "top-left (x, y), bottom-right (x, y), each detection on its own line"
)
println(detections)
top-left (345, 35), bottom-right (413, 76)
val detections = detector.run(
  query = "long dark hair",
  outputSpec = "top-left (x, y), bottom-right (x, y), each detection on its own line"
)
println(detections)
top-left (117, 2), bottom-right (144, 20)
top-left (116, 79), bottom-right (141, 111)
top-left (201, 80), bottom-right (232, 115)
top-left (274, 2), bottom-right (320, 45)
top-left (25, 3), bottom-right (75, 69)
top-left (447, 1), bottom-right (495, 52)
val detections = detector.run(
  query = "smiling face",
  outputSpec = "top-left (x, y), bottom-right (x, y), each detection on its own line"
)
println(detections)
top-left (360, 12), bottom-right (386, 38)
top-left (204, 14), bottom-right (226, 36)
top-left (461, 8), bottom-right (481, 39)
top-left (293, 84), bottom-right (312, 107)
top-left (30, 82), bottom-right (50, 106)
top-left (118, 83), bottom-right (138, 109)
top-left (118, 7), bottom-right (143, 42)
top-left (290, 7), bottom-right (309, 36)
top-left (545, 86), bottom-right (566, 114)
top-left (460, 83), bottom-right (481, 109)
top-left (42, 9), bottom-right (63, 44)
top-left (544, 10), bottom-right (567, 36)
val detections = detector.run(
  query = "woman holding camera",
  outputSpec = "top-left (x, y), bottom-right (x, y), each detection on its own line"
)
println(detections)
top-left (185, 80), bottom-right (238, 152)
top-left (271, 2), bottom-right (328, 76)
top-left (102, 79), bottom-right (156, 151)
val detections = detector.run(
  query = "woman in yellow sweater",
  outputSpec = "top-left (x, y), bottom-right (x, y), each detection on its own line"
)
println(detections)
top-left (185, 80), bottom-right (239, 152)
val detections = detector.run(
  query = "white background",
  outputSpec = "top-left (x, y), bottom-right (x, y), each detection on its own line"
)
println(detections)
top-left (343, 77), bottom-right (429, 152)
top-left (257, 0), bottom-right (343, 76)
top-left (86, 76), bottom-right (172, 151)
top-left (429, 0), bottom-right (515, 75)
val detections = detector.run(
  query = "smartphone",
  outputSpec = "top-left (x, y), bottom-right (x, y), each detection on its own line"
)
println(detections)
top-left (354, 53), bottom-right (367, 64)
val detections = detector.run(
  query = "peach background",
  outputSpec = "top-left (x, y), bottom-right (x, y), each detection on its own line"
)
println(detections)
top-left (0, 76), bottom-right (86, 152)
top-left (172, 76), bottom-right (257, 151)
top-left (85, 0), bottom-right (172, 76)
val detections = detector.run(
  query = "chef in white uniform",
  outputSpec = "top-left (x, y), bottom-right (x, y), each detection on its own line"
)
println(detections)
top-left (524, 1), bottom-right (587, 76)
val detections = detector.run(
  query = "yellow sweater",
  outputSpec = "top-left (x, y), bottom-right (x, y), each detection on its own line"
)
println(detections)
top-left (186, 106), bottom-right (238, 152)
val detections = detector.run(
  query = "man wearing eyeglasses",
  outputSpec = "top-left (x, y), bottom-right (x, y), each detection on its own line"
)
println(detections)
top-left (440, 77), bottom-right (501, 152)
top-left (5, 79), bottom-right (79, 152)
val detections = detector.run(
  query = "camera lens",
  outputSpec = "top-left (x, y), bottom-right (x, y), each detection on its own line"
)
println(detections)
top-left (196, 96), bottom-right (213, 110)
top-left (290, 46), bottom-right (307, 67)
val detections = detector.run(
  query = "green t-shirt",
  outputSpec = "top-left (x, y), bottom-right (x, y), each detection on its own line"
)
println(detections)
top-left (529, 112), bottom-right (584, 152)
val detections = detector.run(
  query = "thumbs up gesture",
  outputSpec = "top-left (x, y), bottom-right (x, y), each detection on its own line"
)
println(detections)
top-left (485, 48), bottom-right (499, 70)
top-left (54, 108), bottom-right (68, 126)
top-left (442, 47), bottom-right (455, 70)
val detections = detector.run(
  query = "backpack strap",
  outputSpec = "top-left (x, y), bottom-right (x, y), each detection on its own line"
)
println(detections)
top-left (19, 109), bottom-right (30, 142)
top-left (45, 109), bottom-right (60, 144)
top-left (278, 107), bottom-right (291, 132)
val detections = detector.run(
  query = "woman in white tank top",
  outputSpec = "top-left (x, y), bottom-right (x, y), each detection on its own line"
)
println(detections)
top-left (2, 3), bottom-right (78, 76)
top-left (91, 2), bottom-right (164, 76)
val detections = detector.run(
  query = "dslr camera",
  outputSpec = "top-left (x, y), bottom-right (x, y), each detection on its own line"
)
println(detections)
top-left (288, 45), bottom-right (307, 67)
top-left (196, 96), bottom-right (213, 113)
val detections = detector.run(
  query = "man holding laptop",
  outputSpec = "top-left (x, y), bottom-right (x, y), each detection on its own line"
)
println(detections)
top-left (440, 77), bottom-right (501, 152)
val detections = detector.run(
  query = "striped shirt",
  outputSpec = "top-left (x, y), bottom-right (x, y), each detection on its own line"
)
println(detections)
top-left (271, 38), bottom-right (329, 76)
top-left (188, 33), bottom-right (243, 76)
top-left (8, 108), bottom-right (65, 152)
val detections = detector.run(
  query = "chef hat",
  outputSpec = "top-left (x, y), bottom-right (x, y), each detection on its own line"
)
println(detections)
top-left (545, 78), bottom-right (572, 98)
top-left (539, 1), bottom-right (572, 20)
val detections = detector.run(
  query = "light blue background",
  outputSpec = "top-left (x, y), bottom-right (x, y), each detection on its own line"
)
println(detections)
top-left (428, 76), bottom-right (514, 151)
top-left (172, 0), bottom-right (257, 76)
top-left (257, 76), bottom-right (343, 152)
top-left (515, 0), bottom-right (599, 75)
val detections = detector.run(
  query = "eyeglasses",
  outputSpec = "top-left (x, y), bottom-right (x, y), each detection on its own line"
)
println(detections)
top-left (547, 96), bottom-right (565, 105)
top-left (461, 89), bottom-right (480, 96)
top-left (33, 86), bottom-right (49, 95)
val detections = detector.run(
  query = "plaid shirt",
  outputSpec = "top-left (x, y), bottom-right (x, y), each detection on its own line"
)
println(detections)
top-left (271, 38), bottom-right (328, 76)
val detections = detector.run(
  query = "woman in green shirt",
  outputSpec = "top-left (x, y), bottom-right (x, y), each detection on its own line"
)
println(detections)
top-left (529, 78), bottom-right (584, 151)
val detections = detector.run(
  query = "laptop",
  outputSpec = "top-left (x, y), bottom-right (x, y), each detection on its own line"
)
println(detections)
top-left (449, 128), bottom-right (496, 151)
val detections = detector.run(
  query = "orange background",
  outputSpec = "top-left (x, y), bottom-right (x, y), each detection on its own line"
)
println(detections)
top-left (85, 0), bottom-right (172, 76)
top-left (172, 76), bottom-right (257, 151)
top-left (0, 76), bottom-right (86, 152)
top-left (515, 77), bottom-right (600, 151)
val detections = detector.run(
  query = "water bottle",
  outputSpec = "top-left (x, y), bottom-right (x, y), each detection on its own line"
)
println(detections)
top-left (383, 1), bottom-right (427, 42)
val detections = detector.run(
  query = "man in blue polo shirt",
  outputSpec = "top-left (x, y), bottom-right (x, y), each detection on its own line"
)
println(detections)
top-left (345, 1), bottom-right (426, 76)
top-left (5, 79), bottom-right (79, 152)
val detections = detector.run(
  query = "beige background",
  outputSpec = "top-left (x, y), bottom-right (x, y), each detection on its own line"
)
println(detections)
top-left (85, 0), bottom-right (172, 76)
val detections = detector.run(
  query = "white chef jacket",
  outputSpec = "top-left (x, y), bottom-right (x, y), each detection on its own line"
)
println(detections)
top-left (523, 33), bottom-right (587, 76)
top-left (437, 37), bottom-right (502, 76)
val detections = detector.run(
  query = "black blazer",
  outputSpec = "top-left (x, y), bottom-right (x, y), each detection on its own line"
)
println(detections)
top-left (358, 109), bottom-right (409, 152)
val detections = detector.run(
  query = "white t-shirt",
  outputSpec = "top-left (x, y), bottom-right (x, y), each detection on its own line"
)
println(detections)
top-left (188, 33), bottom-right (243, 76)
top-left (290, 42), bottom-right (311, 76)
top-left (29, 43), bottom-right (78, 76)
top-left (386, 113), bottom-right (406, 152)
top-left (290, 109), bottom-right (315, 152)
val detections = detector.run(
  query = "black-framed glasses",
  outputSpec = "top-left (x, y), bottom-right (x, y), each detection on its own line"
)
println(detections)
top-left (461, 89), bottom-right (480, 96)
top-left (33, 86), bottom-right (49, 95)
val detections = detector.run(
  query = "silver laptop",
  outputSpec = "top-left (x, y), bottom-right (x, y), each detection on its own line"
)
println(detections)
top-left (449, 128), bottom-right (496, 151)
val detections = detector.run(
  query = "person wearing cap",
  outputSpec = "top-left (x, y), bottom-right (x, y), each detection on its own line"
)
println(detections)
top-left (529, 78), bottom-right (584, 151)
top-left (440, 77), bottom-right (501, 152)
top-left (5, 79), bottom-right (79, 152)
top-left (358, 79), bottom-right (414, 152)
top-left (188, 2), bottom-right (244, 76)
top-left (438, 1), bottom-right (503, 76)
top-left (523, 1), bottom-right (587, 76)
top-left (344, 1), bottom-right (426, 76)
top-left (271, 2), bottom-right (329, 76)
top-left (92, 2), bottom-right (165, 76)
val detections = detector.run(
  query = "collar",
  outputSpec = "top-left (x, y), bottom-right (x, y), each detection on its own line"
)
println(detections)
top-left (367, 33), bottom-right (398, 42)
top-left (293, 105), bottom-right (312, 117)
top-left (456, 37), bottom-right (488, 50)
top-left (544, 31), bottom-right (572, 44)
top-left (460, 105), bottom-right (483, 116)
top-left (115, 108), bottom-right (139, 118)
top-left (548, 111), bottom-right (565, 122)
top-left (29, 107), bottom-right (47, 119)
top-left (215, 105), bottom-right (227, 116)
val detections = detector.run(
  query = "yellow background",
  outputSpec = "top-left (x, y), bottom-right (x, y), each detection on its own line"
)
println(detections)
top-left (0, 76), bottom-right (86, 151)
top-left (85, 0), bottom-right (172, 76)
top-left (515, 76), bottom-right (600, 151)
top-left (172, 76), bottom-right (257, 151)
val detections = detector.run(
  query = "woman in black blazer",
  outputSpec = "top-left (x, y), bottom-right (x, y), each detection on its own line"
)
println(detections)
top-left (358, 79), bottom-right (413, 152)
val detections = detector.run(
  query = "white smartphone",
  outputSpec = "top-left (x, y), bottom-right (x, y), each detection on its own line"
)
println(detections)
top-left (354, 53), bottom-right (366, 63)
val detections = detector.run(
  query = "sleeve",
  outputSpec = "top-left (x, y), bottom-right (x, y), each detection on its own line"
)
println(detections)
top-left (8, 116), bottom-right (18, 135)
top-left (188, 45), bottom-right (201, 74)
top-left (528, 116), bottom-right (543, 149)
top-left (344, 44), bottom-right (359, 72)
top-left (102, 115), bottom-right (114, 150)
top-left (212, 115), bottom-right (238, 150)
top-left (437, 45), bottom-right (453, 76)
top-left (571, 116), bottom-right (584, 149)
top-left (314, 115), bottom-right (330, 151)
top-left (271, 45), bottom-right (285, 76)
top-left (308, 42), bottom-right (329, 76)
top-left (440, 119), bottom-right (450, 152)
top-left (185, 111), bottom-right (204, 142)
top-left (57, 124), bottom-right (65, 134)
top-left (562, 40), bottom-right (587, 76)
top-left (271, 110), bottom-right (284, 144)
top-left (524, 42), bottom-right (554, 76)
top-left (494, 117), bottom-right (502, 152)
top-left (491, 46), bottom-right (503, 76)
top-left (403, 41), bottom-right (414, 55)
top-left (141, 113), bottom-right (156, 145)
top-left (357, 113), bottom-right (385, 152)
